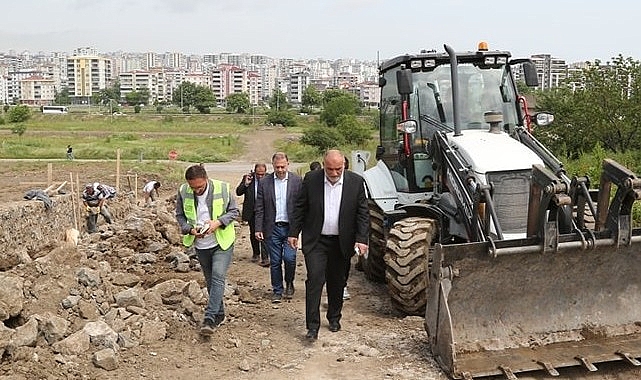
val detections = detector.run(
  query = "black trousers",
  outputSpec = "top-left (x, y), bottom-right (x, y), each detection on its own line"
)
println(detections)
top-left (248, 218), bottom-right (267, 261)
top-left (304, 235), bottom-right (349, 331)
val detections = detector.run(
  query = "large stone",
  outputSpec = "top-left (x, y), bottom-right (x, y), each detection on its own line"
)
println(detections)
top-left (124, 217), bottom-right (159, 240)
top-left (114, 288), bottom-right (145, 308)
top-left (77, 299), bottom-right (100, 320)
top-left (140, 320), bottom-right (167, 344)
top-left (51, 330), bottom-right (90, 355)
top-left (39, 314), bottom-right (69, 344)
top-left (185, 280), bottom-right (206, 305)
top-left (11, 317), bottom-right (38, 348)
top-left (93, 348), bottom-right (118, 371)
top-left (83, 320), bottom-right (119, 350)
top-left (76, 267), bottom-right (102, 288)
top-left (0, 273), bottom-right (24, 321)
top-left (150, 279), bottom-right (187, 302)
top-left (110, 272), bottom-right (141, 287)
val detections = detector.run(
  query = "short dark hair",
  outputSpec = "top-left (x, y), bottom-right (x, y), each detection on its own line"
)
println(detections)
top-left (154, 181), bottom-right (161, 189)
top-left (309, 161), bottom-right (322, 171)
top-left (185, 165), bottom-right (208, 181)
top-left (254, 163), bottom-right (267, 171)
top-left (272, 152), bottom-right (288, 162)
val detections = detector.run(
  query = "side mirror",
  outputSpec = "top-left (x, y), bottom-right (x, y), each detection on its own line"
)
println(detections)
top-left (396, 68), bottom-right (413, 95)
top-left (522, 61), bottom-right (539, 87)
top-left (397, 120), bottom-right (418, 133)
top-left (532, 112), bottom-right (554, 127)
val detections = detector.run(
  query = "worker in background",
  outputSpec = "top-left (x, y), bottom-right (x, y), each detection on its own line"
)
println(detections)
top-left (143, 180), bottom-right (161, 205)
top-left (82, 183), bottom-right (113, 233)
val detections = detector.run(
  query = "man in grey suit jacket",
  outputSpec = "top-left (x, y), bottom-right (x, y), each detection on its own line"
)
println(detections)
top-left (255, 152), bottom-right (303, 303)
top-left (288, 150), bottom-right (369, 340)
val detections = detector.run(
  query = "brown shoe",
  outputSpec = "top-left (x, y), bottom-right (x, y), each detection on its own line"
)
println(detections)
top-left (259, 260), bottom-right (270, 267)
top-left (251, 255), bottom-right (259, 263)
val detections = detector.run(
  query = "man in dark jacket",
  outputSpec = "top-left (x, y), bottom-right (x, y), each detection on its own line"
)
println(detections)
top-left (288, 150), bottom-right (369, 340)
top-left (255, 152), bottom-right (303, 303)
top-left (235, 163), bottom-right (268, 265)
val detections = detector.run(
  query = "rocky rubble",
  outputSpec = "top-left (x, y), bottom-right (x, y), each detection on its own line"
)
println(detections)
top-left (0, 199), bottom-right (230, 373)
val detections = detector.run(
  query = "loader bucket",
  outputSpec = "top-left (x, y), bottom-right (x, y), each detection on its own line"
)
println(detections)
top-left (426, 238), bottom-right (641, 379)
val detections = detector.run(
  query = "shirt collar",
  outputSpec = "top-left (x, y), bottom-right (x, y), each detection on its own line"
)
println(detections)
top-left (324, 172), bottom-right (344, 186)
top-left (275, 172), bottom-right (289, 181)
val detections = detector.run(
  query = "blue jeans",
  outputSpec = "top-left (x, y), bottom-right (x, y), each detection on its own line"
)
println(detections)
top-left (196, 244), bottom-right (233, 321)
top-left (266, 224), bottom-right (296, 295)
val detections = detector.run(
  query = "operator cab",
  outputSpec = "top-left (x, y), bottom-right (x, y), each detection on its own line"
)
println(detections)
top-left (376, 42), bottom-right (535, 194)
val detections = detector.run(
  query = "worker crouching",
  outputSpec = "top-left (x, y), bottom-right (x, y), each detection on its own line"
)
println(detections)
top-left (82, 183), bottom-right (113, 233)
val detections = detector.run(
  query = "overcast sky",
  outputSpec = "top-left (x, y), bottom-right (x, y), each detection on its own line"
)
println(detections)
top-left (2, 0), bottom-right (639, 64)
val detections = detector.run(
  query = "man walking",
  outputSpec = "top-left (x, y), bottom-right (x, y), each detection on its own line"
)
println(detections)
top-left (255, 152), bottom-right (302, 303)
top-left (175, 164), bottom-right (239, 336)
top-left (288, 150), bottom-right (369, 340)
top-left (235, 163), bottom-right (268, 266)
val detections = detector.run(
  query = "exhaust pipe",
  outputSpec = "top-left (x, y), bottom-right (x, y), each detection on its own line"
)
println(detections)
top-left (444, 44), bottom-right (461, 136)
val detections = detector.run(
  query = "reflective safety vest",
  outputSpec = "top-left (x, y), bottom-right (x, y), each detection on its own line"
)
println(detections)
top-left (180, 179), bottom-right (235, 250)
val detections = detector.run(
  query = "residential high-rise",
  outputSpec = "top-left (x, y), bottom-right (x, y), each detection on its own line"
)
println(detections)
top-left (67, 53), bottom-right (112, 104)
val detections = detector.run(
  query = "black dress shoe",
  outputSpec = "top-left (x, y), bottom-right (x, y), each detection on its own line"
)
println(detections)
top-left (305, 329), bottom-right (318, 340)
top-left (328, 322), bottom-right (341, 332)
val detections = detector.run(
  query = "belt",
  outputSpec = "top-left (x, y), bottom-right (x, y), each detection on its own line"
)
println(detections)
top-left (320, 234), bottom-right (339, 239)
top-left (275, 221), bottom-right (289, 227)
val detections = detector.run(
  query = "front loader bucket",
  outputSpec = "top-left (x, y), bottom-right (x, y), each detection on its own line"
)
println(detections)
top-left (426, 238), bottom-right (641, 379)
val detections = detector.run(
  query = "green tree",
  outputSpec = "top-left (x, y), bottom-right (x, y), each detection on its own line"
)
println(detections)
top-left (266, 110), bottom-right (296, 127)
top-left (319, 92), bottom-right (361, 128)
top-left (54, 86), bottom-right (70, 105)
top-left (192, 85), bottom-right (216, 114)
top-left (226, 92), bottom-right (251, 113)
top-left (535, 55), bottom-right (641, 158)
top-left (301, 125), bottom-right (344, 153)
top-left (268, 88), bottom-right (289, 111)
top-left (335, 114), bottom-right (372, 146)
top-left (173, 82), bottom-right (216, 114)
top-left (125, 91), bottom-right (143, 106)
top-left (7, 105), bottom-right (31, 123)
top-left (302, 85), bottom-right (322, 112)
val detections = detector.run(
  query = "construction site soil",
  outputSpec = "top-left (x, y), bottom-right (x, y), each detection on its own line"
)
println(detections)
top-left (1, 127), bottom-right (640, 380)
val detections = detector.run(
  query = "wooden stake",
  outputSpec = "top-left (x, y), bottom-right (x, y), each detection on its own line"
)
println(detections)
top-left (116, 149), bottom-right (121, 192)
top-left (47, 163), bottom-right (53, 186)
top-left (70, 173), bottom-right (78, 230)
top-left (135, 174), bottom-right (138, 204)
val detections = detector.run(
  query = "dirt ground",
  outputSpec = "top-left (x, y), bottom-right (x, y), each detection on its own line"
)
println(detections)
top-left (3, 127), bottom-right (641, 380)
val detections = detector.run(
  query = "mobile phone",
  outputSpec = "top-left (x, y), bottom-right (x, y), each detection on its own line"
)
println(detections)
top-left (199, 224), bottom-right (210, 234)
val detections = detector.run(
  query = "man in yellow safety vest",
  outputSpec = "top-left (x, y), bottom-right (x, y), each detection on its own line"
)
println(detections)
top-left (175, 164), bottom-right (239, 336)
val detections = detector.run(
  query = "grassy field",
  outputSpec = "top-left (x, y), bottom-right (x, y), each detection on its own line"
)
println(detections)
top-left (0, 113), bottom-right (252, 162)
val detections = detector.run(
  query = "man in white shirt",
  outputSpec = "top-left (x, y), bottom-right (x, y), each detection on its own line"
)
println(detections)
top-left (288, 150), bottom-right (369, 341)
top-left (255, 152), bottom-right (303, 303)
top-left (142, 180), bottom-right (161, 205)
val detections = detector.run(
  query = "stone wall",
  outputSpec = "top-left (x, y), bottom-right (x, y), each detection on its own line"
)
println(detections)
top-left (0, 194), bottom-right (133, 270)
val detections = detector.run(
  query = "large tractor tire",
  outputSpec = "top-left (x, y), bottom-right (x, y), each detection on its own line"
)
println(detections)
top-left (385, 216), bottom-right (436, 315)
top-left (358, 200), bottom-right (387, 283)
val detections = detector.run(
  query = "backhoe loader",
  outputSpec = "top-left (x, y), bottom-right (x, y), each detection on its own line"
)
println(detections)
top-left (358, 42), bottom-right (641, 378)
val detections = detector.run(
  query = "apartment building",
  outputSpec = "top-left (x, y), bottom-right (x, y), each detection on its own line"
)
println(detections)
top-left (359, 81), bottom-right (380, 108)
top-left (67, 54), bottom-right (112, 104)
top-left (119, 70), bottom-right (153, 104)
top-left (19, 75), bottom-right (55, 106)
top-left (530, 54), bottom-right (568, 90)
top-left (288, 71), bottom-right (310, 104)
top-left (211, 64), bottom-right (248, 105)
